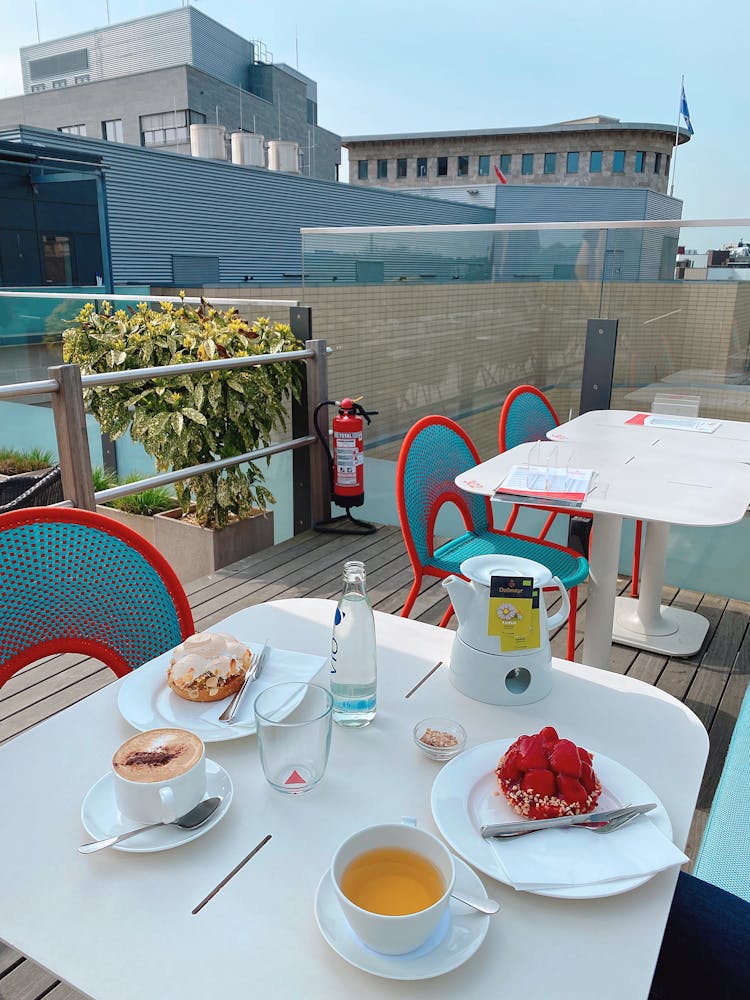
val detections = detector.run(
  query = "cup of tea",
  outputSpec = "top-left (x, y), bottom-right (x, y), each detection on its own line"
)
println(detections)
top-left (330, 823), bottom-right (455, 955)
top-left (112, 728), bottom-right (206, 824)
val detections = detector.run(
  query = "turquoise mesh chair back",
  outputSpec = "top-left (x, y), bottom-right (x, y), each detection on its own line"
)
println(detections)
top-left (0, 508), bottom-right (194, 687)
top-left (397, 415), bottom-right (491, 569)
top-left (499, 385), bottom-right (560, 452)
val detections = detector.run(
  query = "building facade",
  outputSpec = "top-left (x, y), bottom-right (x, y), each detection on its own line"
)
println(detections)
top-left (343, 116), bottom-right (690, 194)
top-left (0, 5), bottom-right (341, 181)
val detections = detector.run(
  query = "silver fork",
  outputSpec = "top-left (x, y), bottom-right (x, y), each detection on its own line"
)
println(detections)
top-left (483, 804), bottom-right (656, 839)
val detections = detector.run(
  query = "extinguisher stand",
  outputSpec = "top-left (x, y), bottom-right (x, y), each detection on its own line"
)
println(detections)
top-left (313, 398), bottom-right (378, 536)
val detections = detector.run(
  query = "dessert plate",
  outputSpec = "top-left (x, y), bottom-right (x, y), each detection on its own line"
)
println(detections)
top-left (431, 739), bottom-right (673, 900)
top-left (117, 641), bottom-right (327, 742)
top-left (80, 758), bottom-right (232, 853)
top-left (314, 855), bottom-right (490, 980)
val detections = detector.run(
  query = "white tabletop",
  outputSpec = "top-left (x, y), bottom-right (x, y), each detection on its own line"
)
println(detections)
top-left (0, 599), bottom-right (708, 1000)
top-left (548, 408), bottom-right (750, 463)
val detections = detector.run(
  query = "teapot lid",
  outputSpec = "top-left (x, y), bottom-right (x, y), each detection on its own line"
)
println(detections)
top-left (459, 554), bottom-right (553, 587)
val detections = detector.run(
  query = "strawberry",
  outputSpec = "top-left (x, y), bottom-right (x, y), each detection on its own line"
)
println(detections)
top-left (549, 739), bottom-right (582, 778)
top-left (521, 768), bottom-right (557, 798)
top-left (578, 747), bottom-right (593, 766)
top-left (517, 733), bottom-right (549, 771)
top-left (557, 775), bottom-right (588, 807)
top-left (539, 725), bottom-right (559, 746)
top-left (580, 762), bottom-right (597, 793)
top-left (499, 749), bottom-right (523, 783)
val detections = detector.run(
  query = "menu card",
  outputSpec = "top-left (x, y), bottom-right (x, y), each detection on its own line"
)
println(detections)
top-left (495, 465), bottom-right (595, 507)
top-left (625, 413), bottom-right (721, 434)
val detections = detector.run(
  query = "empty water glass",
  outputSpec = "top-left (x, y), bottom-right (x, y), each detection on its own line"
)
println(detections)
top-left (254, 682), bottom-right (333, 794)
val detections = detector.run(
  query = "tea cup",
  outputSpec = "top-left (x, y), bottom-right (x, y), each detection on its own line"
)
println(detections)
top-left (331, 822), bottom-right (455, 955)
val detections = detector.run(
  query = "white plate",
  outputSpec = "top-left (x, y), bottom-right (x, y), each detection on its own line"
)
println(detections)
top-left (80, 758), bottom-right (232, 853)
top-left (314, 855), bottom-right (490, 981)
top-left (431, 739), bottom-right (673, 900)
top-left (117, 641), bottom-right (327, 742)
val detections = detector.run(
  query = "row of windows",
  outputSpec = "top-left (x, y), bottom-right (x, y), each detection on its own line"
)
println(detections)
top-left (31, 74), bottom-right (90, 92)
top-left (140, 109), bottom-right (206, 146)
top-left (358, 149), bottom-right (671, 180)
top-left (57, 119), bottom-right (123, 142)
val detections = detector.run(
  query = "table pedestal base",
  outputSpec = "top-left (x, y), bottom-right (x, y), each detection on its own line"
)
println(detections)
top-left (613, 597), bottom-right (709, 656)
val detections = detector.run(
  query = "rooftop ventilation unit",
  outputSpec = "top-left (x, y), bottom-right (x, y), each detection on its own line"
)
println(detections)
top-left (267, 140), bottom-right (300, 174)
top-left (189, 124), bottom-right (227, 161)
top-left (231, 132), bottom-right (265, 167)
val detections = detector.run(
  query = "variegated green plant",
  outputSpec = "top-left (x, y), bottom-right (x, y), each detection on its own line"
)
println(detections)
top-left (63, 298), bottom-right (302, 529)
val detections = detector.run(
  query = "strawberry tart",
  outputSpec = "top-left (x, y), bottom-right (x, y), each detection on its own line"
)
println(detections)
top-left (495, 726), bottom-right (602, 820)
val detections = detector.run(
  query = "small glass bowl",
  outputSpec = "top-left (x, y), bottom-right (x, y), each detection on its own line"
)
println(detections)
top-left (413, 717), bottom-right (467, 762)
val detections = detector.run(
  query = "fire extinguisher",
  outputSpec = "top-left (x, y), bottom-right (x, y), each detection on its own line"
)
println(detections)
top-left (313, 397), bottom-right (378, 535)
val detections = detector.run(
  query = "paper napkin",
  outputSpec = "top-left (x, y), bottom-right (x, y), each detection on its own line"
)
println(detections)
top-left (485, 814), bottom-right (687, 891)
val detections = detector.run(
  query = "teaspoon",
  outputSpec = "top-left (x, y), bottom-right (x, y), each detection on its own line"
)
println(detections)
top-left (450, 889), bottom-right (501, 914)
top-left (78, 796), bottom-right (222, 853)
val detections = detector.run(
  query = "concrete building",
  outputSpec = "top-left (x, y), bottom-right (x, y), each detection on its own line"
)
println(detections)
top-left (0, 5), bottom-right (341, 181)
top-left (344, 115), bottom-right (690, 195)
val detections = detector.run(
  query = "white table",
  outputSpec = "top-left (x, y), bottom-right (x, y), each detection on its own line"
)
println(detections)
top-left (547, 409), bottom-right (750, 656)
top-left (457, 439), bottom-right (750, 669)
top-left (0, 599), bottom-right (708, 1000)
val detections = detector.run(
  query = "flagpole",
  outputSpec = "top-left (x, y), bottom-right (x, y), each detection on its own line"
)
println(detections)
top-left (669, 75), bottom-right (684, 197)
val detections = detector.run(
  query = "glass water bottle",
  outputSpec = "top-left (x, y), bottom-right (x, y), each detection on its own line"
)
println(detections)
top-left (330, 560), bottom-right (377, 727)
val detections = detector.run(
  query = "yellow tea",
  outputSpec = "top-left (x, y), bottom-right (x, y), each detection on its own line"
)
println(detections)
top-left (341, 847), bottom-right (444, 915)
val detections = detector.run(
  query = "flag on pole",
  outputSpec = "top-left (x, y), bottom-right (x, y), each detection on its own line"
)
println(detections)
top-left (680, 85), bottom-right (694, 135)
top-left (494, 165), bottom-right (508, 184)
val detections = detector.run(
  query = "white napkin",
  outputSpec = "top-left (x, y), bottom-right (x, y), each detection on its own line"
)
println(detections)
top-left (195, 645), bottom-right (328, 728)
top-left (485, 814), bottom-right (687, 890)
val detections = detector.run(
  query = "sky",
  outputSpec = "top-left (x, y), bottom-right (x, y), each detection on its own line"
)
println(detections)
top-left (0, 0), bottom-right (747, 247)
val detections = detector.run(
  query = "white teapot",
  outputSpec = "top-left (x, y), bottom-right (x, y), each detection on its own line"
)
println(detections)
top-left (442, 555), bottom-right (569, 705)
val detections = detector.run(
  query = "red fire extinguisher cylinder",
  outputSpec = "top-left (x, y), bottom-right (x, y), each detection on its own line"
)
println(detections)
top-left (331, 397), bottom-right (365, 508)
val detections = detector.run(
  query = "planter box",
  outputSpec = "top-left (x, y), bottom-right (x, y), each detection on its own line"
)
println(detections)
top-left (153, 508), bottom-right (274, 583)
top-left (95, 504), bottom-right (166, 546)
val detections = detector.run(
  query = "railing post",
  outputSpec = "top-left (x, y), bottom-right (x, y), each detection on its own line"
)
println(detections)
top-left (48, 363), bottom-right (96, 511)
top-left (305, 338), bottom-right (331, 527)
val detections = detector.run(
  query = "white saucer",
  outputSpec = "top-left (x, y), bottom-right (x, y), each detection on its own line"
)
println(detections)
top-left (314, 855), bottom-right (491, 981)
top-left (80, 759), bottom-right (233, 853)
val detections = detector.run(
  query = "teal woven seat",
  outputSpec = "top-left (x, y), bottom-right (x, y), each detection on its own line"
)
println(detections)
top-left (0, 507), bottom-right (194, 687)
top-left (693, 685), bottom-right (750, 902)
top-left (396, 414), bottom-right (588, 652)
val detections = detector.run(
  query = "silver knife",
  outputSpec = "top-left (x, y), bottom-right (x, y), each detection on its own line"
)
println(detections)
top-left (218, 639), bottom-right (270, 724)
top-left (481, 803), bottom-right (657, 838)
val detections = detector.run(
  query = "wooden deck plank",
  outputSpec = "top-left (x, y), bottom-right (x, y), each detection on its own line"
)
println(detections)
top-left (0, 959), bottom-right (57, 1000)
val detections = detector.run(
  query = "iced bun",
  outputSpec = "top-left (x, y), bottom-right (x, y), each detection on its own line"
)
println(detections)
top-left (167, 632), bottom-right (252, 702)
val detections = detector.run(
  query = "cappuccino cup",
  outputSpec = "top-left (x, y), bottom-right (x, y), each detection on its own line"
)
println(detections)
top-left (112, 728), bottom-right (206, 824)
top-left (331, 823), bottom-right (455, 955)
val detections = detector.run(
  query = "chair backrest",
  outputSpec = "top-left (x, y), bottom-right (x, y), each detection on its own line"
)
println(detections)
top-left (396, 415), bottom-right (492, 569)
top-left (0, 507), bottom-right (194, 687)
top-left (0, 466), bottom-right (64, 512)
top-left (499, 385), bottom-right (560, 452)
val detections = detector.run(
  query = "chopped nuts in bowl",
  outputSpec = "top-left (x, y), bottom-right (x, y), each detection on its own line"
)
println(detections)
top-left (413, 717), bottom-right (467, 762)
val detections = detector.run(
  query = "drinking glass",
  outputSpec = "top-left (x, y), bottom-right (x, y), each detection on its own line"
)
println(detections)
top-left (254, 682), bottom-right (333, 794)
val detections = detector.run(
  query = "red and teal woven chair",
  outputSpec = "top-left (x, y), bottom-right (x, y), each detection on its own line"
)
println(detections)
top-left (0, 507), bottom-right (194, 688)
top-left (396, 414), bottom-right (588, 659)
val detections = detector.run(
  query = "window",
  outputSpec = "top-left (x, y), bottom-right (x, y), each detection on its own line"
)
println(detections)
top-left (141, 109), bottom-right (203, 146)
top-left (74, 74), bottom-right (90, 84)
top-left (653, 152), bottom-right (662, 174)
top-left (58, 124), bottom-right (86, 136)
top-left (665, 154), bottom-right (670, 175)
top-left (437, 156), bottom-right (448, 176)
top-left (102, 119), bottom-right (123, 142)
top-left (521, 153), bottom-right (534, 175)
top-left (52, 79), bottom-right (67, 89)
top-left (478, 154), bottom-right (490, 176)
top-left (500, 153), bottom-right (512, 175)
top-left (357, 160), bottom-right (368, 180)
top-left (612, 150), bottom-right (625, 173)
top-left (566, 151), bottom-right (579, 173)
top-left (589, 150), bottom-right (602, 172)
top-left (457, 155), bottom-right (469, 177)
top-left (543, 152), bottom-right (556, 174)
top-left (634, 151), bottom-right (646, 173)
top-left (30, 83), bottom-right (46, 93)
top-left (42, 235), bottom-right (72, 285)
top-left (417, 157), bottom-right (427, 178)
top-left (397, 158), bottom-right (407, 178)
top-left (377, 158), bottom-right (388, 179)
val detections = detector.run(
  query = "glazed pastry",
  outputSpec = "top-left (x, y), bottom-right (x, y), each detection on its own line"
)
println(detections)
top-left (167, 632), bottom-right (252, 702)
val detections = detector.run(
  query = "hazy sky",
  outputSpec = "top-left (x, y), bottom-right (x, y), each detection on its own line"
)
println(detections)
top-left (0, 0), bottom-right (747, 239)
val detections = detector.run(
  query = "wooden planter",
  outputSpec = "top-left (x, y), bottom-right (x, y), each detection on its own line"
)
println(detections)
top-left (94, 504), bottom-right (172, 546)
top-left (153, 508), bottom-right (274, 583)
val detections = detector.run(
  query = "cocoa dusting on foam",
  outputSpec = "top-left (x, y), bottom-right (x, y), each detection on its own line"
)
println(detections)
top-left (124, 745), bottom-right (185, 768)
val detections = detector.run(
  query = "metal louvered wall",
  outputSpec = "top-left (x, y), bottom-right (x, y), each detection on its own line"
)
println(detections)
top-left (2, 127), bottom-right (492, 286)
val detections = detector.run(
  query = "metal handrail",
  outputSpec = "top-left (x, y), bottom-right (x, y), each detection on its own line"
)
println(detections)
top-left (0, 290), bottom-right (298, 307)
top-left (80, 348), bottom-right (314, 387)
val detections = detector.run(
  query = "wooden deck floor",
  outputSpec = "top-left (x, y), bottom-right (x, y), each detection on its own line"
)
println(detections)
top-left (2, 525), bottom-right (749, 1000)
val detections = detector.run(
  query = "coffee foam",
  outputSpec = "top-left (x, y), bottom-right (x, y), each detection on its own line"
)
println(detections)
top-left (113, 728), bottom-right (203, 783)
